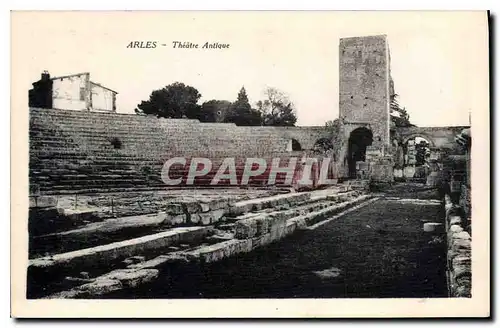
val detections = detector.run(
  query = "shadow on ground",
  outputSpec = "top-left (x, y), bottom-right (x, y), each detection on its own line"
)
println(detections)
top-left (103, 183), bottom-right (448, 299)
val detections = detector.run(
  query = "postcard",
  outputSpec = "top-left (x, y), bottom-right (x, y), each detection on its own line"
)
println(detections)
top-left (11, 10), bottom-right (490, 318)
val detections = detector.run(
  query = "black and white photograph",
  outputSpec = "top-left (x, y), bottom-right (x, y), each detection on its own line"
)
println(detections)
top-left (10, 10), bottom-right (490, 318)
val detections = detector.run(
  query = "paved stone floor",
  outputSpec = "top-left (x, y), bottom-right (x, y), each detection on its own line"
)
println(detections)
top-left (104, 184), bottom-right (448, 298)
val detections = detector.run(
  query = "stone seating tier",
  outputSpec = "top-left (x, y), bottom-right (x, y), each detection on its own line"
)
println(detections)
top-left (29, 108), bottom-right (301, 194)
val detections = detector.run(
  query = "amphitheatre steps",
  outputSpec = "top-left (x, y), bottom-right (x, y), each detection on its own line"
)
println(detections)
top-left (27, 188), bottom-right (372, 299)
top-left (30, 153), bottom-right (310, 193)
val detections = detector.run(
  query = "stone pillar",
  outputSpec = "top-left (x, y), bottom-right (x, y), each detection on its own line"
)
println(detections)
top-left (364, 146), bottom-right (394, 182)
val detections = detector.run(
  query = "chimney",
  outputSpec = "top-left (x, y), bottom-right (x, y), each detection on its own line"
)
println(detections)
top-left (41, 70), bottom-right (50, 81)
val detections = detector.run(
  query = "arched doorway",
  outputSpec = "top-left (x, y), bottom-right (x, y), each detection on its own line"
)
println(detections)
top-left (291, 139), bottom-right (302, 151)
top-left (348, 127), bottom-right (373, 178)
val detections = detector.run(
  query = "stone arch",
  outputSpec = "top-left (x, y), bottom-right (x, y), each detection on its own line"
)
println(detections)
top-left (347, 127), bottom-right (373, 178)
top-left (401, 134), bottom-right (436, 148)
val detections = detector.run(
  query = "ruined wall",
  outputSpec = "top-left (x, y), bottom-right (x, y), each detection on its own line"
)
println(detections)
top-left (339, 35), bottom-right (391, 150)
top-left (52, 73), bottom-right (91, 110)
top-left (396, 126), bottom-right (469, 150)
top-left (250, 126), bottom-right (328, 151)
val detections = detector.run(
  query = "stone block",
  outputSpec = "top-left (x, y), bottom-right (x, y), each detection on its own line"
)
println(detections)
top-left (234, 212), bottom-right (288, 240)
top-left (190, 213), bottom-right (201, 224)
top-left (164, 203), bottom-right (185, 215)
top-left (452, 255), bottom-right (471, 267)
top-left (198, 212), bottom-right (212, 225)
top-left (426, 172), bottom-right (440, 187)
top-left (370, 163), bottom-right (394, 182)
top-left (234, 216), bottom-right (260, 239)
top-left (78, 278), bottom-right (123, 296)
top-left (100, 268), bottom-right (159, 288)
top-left (208, 199), bottom-right (229, 211)
top-left (251, 233), bottom-right (273, 249)
top-left (452, 231), bottom-right (471, 240)
top-left (449, 216), bottom-right (462, 226)
top-left (198, 247), bottom-right (225, 263)
top-left (454, 284), bottom-right (471, 298)
top-left (56, 208), bottom-right (97, 222)
top-left (453, 265), bottom-right (471, 280)
top-left (29, 226), bottom-right (213, 273)
top-left (199, 209), bottom-right (225, 225)
top-left (29, 196), bottom-right (58, 208)
top-left (451, 238), bottom-right (471, 252)
top-left (122, 256), bottom-right (145, 266)
top-left (288, 216), bottom-right (307, 231)
top-left (423, 222), bottom-right (444, 233)
top-left (200, 203), bottom-right (210, 213)
top-left (182, 201), bottom-right (202, 214)
top-left (163, 214), bottom-right (187, 226)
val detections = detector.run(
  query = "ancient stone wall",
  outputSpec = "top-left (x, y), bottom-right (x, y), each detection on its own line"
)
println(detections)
top-left (396, 126), bottom-right (469, 150)
top-left (444, 194), bottom-right (471, 297)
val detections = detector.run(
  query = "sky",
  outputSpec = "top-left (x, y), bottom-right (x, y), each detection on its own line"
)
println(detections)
top-left (12, 11), bottom-right (488, 127)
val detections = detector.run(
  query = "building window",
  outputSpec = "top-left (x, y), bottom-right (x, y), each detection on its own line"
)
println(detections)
top-left (80, 88), bottom-right (86, 101)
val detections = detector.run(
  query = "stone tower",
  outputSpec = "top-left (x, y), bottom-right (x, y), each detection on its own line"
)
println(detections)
top-left (339, 35), bottom-right (391, 150)
top-left (338, 35), bottom-right (394, 182)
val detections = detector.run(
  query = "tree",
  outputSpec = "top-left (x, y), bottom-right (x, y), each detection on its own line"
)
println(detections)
top-left (200, 100), bottom-right (232, 122)
top-left (256, 87), bottom-right (297, 127)
top-left (390, 93), bottom-right (412, 127)
top-left (135, 82), bottom-right (202, 119)
top-left (223, 87), bottom-right (262, 126)
top-left (322, 119), bottom-right (343, 160)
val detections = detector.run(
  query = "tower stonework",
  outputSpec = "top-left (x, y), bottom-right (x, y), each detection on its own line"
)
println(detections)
top-left (339, 35), bottom-right (391, 150)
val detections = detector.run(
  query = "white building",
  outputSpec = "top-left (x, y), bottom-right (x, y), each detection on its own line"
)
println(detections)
top-left (30, 71), bottom-right (118, 112)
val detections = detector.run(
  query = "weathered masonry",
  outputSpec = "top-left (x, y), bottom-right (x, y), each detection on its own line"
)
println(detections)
top-left (29, 71), bottom-right (118, 112)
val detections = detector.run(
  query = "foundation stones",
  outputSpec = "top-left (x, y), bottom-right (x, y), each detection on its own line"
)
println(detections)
top-left (164, 203), bottom-right (185, 215)
top-left (423, 222), bottom-right (444, 233)
top-left (41, 190), bottom-right (376, 298)
top-left (200, 203), bottom-right (210, 213)
top-left (122, 256), bottom-right (146, 266)
top-left (449, 224), bottom-right (464, 234)
top-left (29, 196), bottom-right (58, 208)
